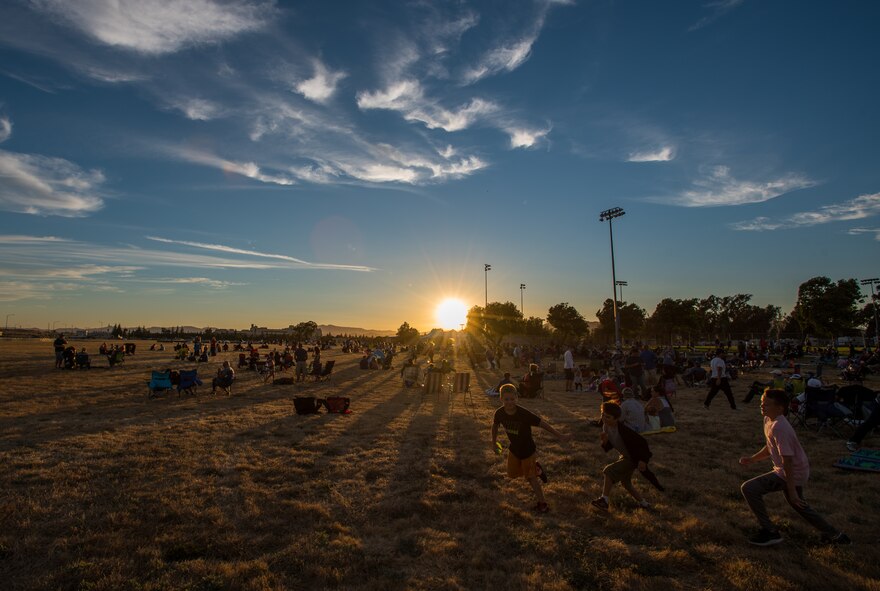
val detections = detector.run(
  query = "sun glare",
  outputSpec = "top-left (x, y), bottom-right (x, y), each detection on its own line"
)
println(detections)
top-left (435, 298), bottom-right (468, 330)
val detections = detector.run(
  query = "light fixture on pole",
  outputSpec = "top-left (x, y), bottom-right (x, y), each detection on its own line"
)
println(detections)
top-left (484, 264), bottom-right (491, 308)
top-left (599, 207), bottom-right (626, 348)
top-left (4, 313), bottom-right (14, 331)
top-left (861, 278), bottom-right (880, 346)
top-left (615, 280), bottom-right (628, 303)
top-left (520, 284), bottom-right (526, 316)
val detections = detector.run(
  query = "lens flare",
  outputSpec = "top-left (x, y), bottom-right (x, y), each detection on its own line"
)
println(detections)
top-left (435, 298), bottom-right (468, 330)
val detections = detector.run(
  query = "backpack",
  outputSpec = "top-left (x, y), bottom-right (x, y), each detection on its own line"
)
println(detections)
top-left (294, 396), bottom-right (323, 415)
top-left (324, 396), bottom-right (351, 414)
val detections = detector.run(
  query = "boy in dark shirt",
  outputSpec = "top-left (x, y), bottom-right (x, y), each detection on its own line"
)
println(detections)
top-left (492, 384), bottom-right (569, 513)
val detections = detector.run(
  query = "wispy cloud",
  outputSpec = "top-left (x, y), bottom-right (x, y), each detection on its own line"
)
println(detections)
top-left (0, 149), bottom-right (105, 216)
top-left (145, 236), bottom-right (375, 271)
top-left (462, 35), bottom-right (537, 84)
top-left (0, 116), bottom-right (11, 142)
top-left (294, 59), bottom-right (347, 104)
top-left (132, 277), bottom-right (246, 289)
top-left (847, 227), bottom-right (880, 241)
top-left (730, 192), bottom-right (880, 231)
top-left (658, 165), bottom-right (816, 207)
top-left (164, 97), bottom-right (223, 120)
top-left (30, 0), bottom-right (274, 55)
top-left (627, 145), bottom-right (675, 162)
top-left (689, 0), bottom-right (746, 32)
top-left (505, 125), bottom-right (551, 149)
top-left (163, 145), bottom-right (295, 185)
top-left (0, 235), bottom-right (68, 244)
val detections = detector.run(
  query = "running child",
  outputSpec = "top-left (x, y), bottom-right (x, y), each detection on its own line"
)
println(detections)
top-left (492, 384), bottom-right (570, 513)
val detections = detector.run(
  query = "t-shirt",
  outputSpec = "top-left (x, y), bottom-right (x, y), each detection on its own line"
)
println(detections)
top-left (563, 350), bottom-right (574, 369)
top-left (620, 399), bottom-right (646, 432)
top-left (640, 349), bottom-right (658, 370)
top-left (604, 424), bottom-right (631, 460)
top-left (294, 348), bottom-right (308, 361)
top-left (625, 353), bottom-right (643, 376)
top-left (764, 415), bottom-right (810, 485)
top-left (494, 405), bottom-right (541, 460)
top-left (53, 337), bottom-right (67, 352)
top-left (710, 356), bottom-right (729, 379)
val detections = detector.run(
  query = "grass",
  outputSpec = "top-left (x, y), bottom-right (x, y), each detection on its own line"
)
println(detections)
top-left (1, 339), bottom-right (878, 591)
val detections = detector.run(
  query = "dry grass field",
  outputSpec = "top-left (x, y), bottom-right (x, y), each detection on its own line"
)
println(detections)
top-left (1, 340), bottom-right (878, 591)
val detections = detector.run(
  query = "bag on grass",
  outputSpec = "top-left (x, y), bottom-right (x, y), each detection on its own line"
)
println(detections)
top-left (294, 396), bottom-right (323, 415)
top-left (324, 396), bottom-right (351, 414)
top-left (274, 377), bottom-right (294, 385)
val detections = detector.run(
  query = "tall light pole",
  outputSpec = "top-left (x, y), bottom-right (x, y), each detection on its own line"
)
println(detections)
top-left (484, 264), bottom-right (491, 308)
top-left (52, 320), bottom-right (61, 332)
top-left (520, 284), bottom-right (526, 316)
top-left (615, 280), bottom-right (628, 303)
top-left (862, 278), bottom-right (880, 346)
top-left (599, 207), bottom-right (626, 348)
top-left (4, 313), bottom-right (14, 331)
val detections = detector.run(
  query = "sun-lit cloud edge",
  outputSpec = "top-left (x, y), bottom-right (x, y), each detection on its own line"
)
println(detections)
top-left (689, 0), bottom-right (746, 32)
top-left (730, 192), bottom-right (880, 231)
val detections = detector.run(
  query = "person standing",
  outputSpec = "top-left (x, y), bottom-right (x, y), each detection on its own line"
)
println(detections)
top-left (739, 389), bottom-right (850, 546)
top-left (624, 346), bottom-right (647, 398)
top-left (640, 344), bottom-right (658, 390)
top-left (563, 346), bottom-right (575, 392)
top-left (704, 349), bottom-right (736, 410)
top-left (53, 333), bottom-right (68, 369)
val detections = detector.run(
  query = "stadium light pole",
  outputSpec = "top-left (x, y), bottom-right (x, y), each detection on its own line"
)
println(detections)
top-left (520, 283), bottom-right (526, 316)
top-left (484, 264), bottom-right (491, 308)
top-left (52, 320), bottom-right (60, 331)
top-left (862, 278), bottom-right (880, 346)
top-left (599, 207), bottom-right (626, 348)
top-left (615, 280), bottom-right (628, 303)
top-left (5, 313), bottom-right (14, 331)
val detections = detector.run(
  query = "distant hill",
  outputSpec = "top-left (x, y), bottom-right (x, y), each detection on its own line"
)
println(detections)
top-left (318, 325), bottom-right (395, 338)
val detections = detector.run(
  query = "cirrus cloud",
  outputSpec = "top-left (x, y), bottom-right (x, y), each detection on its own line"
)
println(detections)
top-left (0, 149), bottom-right (104, 216)
top-left (657, 165), bottom-right (816, 207)
top-left (730, 192), bottom-right (880, 231)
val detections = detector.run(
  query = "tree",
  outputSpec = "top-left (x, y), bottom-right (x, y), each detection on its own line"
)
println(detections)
top-left (789, 277), bottom-right (863, 338)
top-left (291, 321), bottom-right (319, 343)
top-left (595, 299), bottom-right (646, 343)
top-left (647, 298), bottom-right (699, 343)
top-left (396, 321), bottom-right (420, 344)
top-left (522, 316), bottom-right (549, 337)
top-left (466, 302), bottom-right (523, 346)
top-left (546, 302), bottom-right (589, 343)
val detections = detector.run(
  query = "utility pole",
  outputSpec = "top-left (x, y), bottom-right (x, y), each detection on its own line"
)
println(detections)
top-left (599, 207), bottom-right (626, 348)
top-left (862, 278), bottom-right (880, 347)
top-left (484, 264), bottom-right (491, 308)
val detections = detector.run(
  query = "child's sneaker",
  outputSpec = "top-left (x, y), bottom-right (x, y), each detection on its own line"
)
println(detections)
top-left (535, 462), bottom-right (548, 483)
top-left (532, 502), bottom-right (549, 513)
top-left (590, 497), bottom-right (609, 511)
top-left (748, 529), bottom-right (783, 546)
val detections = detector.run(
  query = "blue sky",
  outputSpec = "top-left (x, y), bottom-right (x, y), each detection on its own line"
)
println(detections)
top-left (0, 0), bottom-right (878, 331)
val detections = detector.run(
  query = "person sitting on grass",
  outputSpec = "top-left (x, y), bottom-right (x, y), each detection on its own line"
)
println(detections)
top-left (619, 387), bottom-right (646, 433)
top-left (492, 384), bottom-right (570, 513)
top-left (846, 391), bottom-right (880, 452)
top-left (400, 358), bottom-right (420, 387)
top-left (518, 364), bottom-right (543, 399)
top-left (738, 389), bottom-right (850, 546)
top-left (591, 401), bottom-right (662, 512)
top-left (486, 372), bottom-right (515, 396)
top-left (262, 355), bottom-right (275, 383)
top-left (75, 347), bottom-right (90, 369)
top-left (645, 385), bottom-right (676, 430)
top-left (212, 361), bottom-right (235, 394)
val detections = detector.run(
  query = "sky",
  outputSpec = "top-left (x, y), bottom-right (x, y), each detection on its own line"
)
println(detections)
top-left (0, 0), bottom-right (878, 332)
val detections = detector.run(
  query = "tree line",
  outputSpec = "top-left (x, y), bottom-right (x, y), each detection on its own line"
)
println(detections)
top-left (397, 275), bottom-right (876, 346)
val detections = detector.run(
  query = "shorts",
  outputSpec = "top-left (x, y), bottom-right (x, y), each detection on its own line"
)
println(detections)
top-left (295, 361), bottom-right (307, 374)
top-left (603, 456), bottom-right (635, 484)
top-left (564, 368), bottom-right (574, 380)
top-left (507, 452), bottom-right (539, 479)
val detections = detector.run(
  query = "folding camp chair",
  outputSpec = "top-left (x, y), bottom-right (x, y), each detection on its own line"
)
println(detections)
top-left (835, 385), bottom-right (876, 420)
top-left (451, 372), bottom-right (476, 416)
top-left (802, 387), bottom-right (852, 437)
top-left (317, 360), bottom-right (335, 381)
top-left (108, 350), bottom-right (125, 367)
top-left (147, 370), bottom-right (173, 398)
top-left (424, 372), bottom-right (445, 399)
top-left (178, 369), bottom-right (202, 397)
top-left (401, 364), bottom-right (420, 387)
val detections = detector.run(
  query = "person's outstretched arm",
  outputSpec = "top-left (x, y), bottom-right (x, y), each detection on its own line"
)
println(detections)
top-left (538, 420), bottom-right (571, 443)
top-left (738, 445), bottom-right (770, 466)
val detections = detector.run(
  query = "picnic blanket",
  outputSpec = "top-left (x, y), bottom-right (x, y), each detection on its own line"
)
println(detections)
top-left (833, 448), bottom-right (880, 473)
top-left (641, 426), bottom-right (677, 436)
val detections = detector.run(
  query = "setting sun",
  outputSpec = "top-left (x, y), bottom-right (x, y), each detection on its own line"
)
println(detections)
top-left (435, 298), bottom-right (469, 330)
